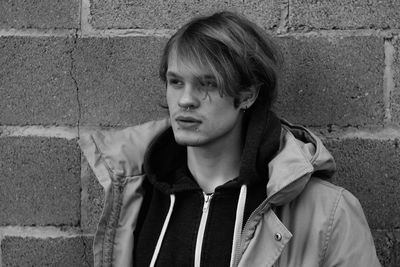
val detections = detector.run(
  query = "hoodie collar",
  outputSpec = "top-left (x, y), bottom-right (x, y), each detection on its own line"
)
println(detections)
top-left (141, 115), bottom-right (336, 208)
top-left (239, 110), bottom-right (281, 185)
top-left (143, 128), bottom-right (199, 193)
top-left (143, 110), bottom-right (282, 194)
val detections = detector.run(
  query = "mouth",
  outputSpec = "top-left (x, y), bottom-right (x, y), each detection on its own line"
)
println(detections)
top-left (175, 115), bottom-right (202, 129)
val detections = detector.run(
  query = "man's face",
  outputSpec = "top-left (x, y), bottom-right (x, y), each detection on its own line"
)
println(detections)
top-left (166, 54), bottom-right (243, 147)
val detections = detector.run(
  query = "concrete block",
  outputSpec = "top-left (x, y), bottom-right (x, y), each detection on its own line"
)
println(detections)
top-left (1, 236), bottom-right (93, 267)
top-left (325, 138), bottom-right (400, 230)
top-left (289, 0), bottom-right (400, 30)
top-left (74, 36), bottom-right (168, 126)
top-left (0, 0), bottom-right (80, 29)
top-left (0, 137), bottom-right (81, 225)
top-left (391, 38), bottom-right (400, 124)
top-left (275, 35), bottom-right (385, 126)
top-left (0, 36), bottom-right (79, 125)
top-left (372, 230), bottom-right (400, 267)
top-left (89, 0), bottom-right (283, 30)
top-left (81, 158), bottom-right (104, 233)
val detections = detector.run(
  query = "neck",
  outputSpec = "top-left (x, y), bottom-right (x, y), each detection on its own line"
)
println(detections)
top-left (187, 120), bottom-right (244, 193)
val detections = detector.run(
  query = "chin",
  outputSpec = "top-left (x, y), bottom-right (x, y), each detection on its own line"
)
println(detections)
top-left (173, 133), bottom-right (205, 147)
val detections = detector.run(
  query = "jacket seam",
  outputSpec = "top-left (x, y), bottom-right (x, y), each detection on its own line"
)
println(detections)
top-left (320, 188), bottom-right (343, 266)
top-left (90, 135), bottom-right (115, 178)
top-left (91, 135), bottom-right (127, 266)
top-left (103, 182), bottom-right (125, 266)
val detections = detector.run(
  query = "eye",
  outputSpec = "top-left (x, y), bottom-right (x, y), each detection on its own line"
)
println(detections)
top-left (167, 78), bottom-right (184, 89)
top-left (199, 80), bottom-right (218, 90)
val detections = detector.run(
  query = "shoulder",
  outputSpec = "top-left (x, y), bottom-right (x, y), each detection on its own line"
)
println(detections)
top-left (294, 177), bottom-right (364, 222)
top-left (299, 178), bottom-right (362, 213)
top-left (279, 178), bottom-right (379, 265)
top-left (303, 179), bottom-right (380, 265)
top-left (280, 177), bottom-right (367, 243)
top-left (79, 118), bottom-right (170, 184)
top-left (291, 178), bottom-right (344, 210)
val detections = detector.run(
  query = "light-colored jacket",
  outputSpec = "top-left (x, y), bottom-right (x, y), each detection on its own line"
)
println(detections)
top-left (79, 118), bottom-right (381, 267)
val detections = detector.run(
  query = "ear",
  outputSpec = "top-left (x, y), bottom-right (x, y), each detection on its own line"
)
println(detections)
top-left (238, 86), bottom-right (259, 110)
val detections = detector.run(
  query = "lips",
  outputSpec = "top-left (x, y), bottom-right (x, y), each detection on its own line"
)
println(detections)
top-left (176, 115), bottom-right (201, 123)
top-left (175, 115), bottom-right (201, 129)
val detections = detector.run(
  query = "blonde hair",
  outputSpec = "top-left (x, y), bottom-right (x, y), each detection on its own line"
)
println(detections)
top-left (159, 11), bottom-right (283, 109)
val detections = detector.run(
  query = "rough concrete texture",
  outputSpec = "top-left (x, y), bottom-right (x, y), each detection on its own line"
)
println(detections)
top-left (89, 0), bottom-right (283, 30)
top-left (1, 236), bottom-right (93, 267)
top-left (0, 0), bottom-right (80, 29)
top-left (391, 37), bottom-right (400, 124)
top-left (275, 35), bottom-right (385, 127)
top-left (0, 36), bottom-right (79, 125)
top-left (81, 158), bottom-right (104, 233)
top-left (372, 230), bottom-right (400, 267)
top-left (74, 36), bottom-right (168, 126)
top-left (289, 0), bottom-right (400, 30)
top-left (0, 137), bottom-right (81, 226)
top-left (325, 138), bottom-right (400, 230)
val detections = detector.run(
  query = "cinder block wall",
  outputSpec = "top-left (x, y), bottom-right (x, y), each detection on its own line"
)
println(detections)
top-left (0, 0), bottom-right (399, 266)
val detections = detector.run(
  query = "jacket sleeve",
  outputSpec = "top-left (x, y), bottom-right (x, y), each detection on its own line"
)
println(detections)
top-left (322, 189), bottom-right (381, 267)
top-left (78, 118), bottom-right (170, 267)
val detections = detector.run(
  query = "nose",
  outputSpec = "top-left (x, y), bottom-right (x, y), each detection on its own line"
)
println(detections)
top-left (178, 83), bottom-right (200, 110)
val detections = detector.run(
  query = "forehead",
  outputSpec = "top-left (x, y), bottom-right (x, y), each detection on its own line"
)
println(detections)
top-left (167, 49), bottom-right (216, 79)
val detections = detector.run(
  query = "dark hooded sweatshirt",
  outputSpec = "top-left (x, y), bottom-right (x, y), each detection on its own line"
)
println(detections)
top-left (133, 100), bottom-right (282, 266)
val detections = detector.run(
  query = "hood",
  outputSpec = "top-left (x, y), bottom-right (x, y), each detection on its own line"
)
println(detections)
top-left (266, 119), bottom-right (336, 206)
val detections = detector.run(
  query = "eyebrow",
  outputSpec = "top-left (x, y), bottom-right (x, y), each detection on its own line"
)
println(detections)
top-left (166, 71), bottom-right (216, 80)
top-left (166, 71), bottom-right (182, 78)
top-left (200, 75), bottom-right (217, 80)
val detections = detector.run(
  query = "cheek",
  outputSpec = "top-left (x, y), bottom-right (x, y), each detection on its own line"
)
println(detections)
top-left (166, 87), bottom-right (172, 104)
top-left (166, 88), bottom-right (177, 110)
top-left (207, 105), bottom-right (240, 129)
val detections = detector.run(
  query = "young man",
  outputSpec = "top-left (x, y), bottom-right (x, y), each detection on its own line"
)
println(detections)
top-left (79, 11), bottom-right (381, 267)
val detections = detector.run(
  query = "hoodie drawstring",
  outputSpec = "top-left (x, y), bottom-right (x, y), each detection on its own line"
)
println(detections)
top-left (149, 194), bottom-right (176, 267)
top-left (230, 184), bottom-right (247, 267)
top-left (149, 186), bottom-right (247, 267)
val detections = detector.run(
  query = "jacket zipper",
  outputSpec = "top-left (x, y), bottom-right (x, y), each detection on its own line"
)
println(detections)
top-left (194, 192), bottom-right (213, 267)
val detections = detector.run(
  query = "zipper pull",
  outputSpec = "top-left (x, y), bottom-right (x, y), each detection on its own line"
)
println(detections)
top-left (202, 192), bottom-right (213, 212)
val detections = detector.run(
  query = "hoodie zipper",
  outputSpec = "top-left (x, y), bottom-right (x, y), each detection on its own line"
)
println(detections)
top-left (194, 192), bottom-right (213, 267)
